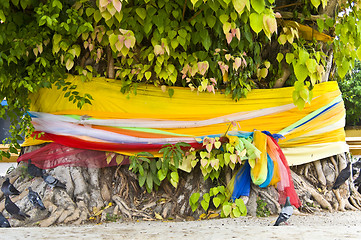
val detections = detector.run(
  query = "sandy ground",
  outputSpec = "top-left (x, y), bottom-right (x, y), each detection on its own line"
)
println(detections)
top-left (2, 210), bottom-right (361, 240)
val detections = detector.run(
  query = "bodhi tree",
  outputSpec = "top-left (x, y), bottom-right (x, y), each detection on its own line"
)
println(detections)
top-left (1, 0), bottom-right (361, 226)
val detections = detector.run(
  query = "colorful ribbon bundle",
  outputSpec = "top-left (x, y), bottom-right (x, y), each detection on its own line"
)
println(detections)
top-left (17, 75), bottom-right (348, 208)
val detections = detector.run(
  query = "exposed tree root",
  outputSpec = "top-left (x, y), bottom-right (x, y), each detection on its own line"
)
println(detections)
top-left (2, 151), bottom-right (361, 227)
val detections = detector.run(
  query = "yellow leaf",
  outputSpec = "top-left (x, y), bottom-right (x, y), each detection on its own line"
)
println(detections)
top-left (239, 149), bottom-right (247, 157)
top-left (116, 155), bottom-right (124, 165)
top-left (157, 198), bottom-right (167, 203)
top-left (278, 34), bottom-right (287, 45)
top-left (106, 152), bottom-right (114, 164)
top-left (154, 212), bottom-right (163, 220)
top-left (198, 213), bottom-right (207, 220)
top-left (222, 71), bottom-right (228, 83)
top-left (214, 141), bottom-right (222, 149)
top-left (207, 212), bottom-right (219, 219)
top-left (232, 0), bottom-right (246, 14)
top-left (65, 58), bottom-right (74, 71)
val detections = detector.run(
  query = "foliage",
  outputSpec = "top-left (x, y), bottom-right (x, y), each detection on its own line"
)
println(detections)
top-left (189, 185), bottom-right (247, 218)
top-left (256, 197), bottom-right (270, 217)
top-left (129, 151), bottom-right (159, 193)
top-left (1, 0), bottom-right (361, 156)
top-left (5, 164), bottom-right (15, 175)
top-left (339, 61), bottom-right (361, 126)
top-left (189, 134), bottom-right (259, 180)
top-left (221, 198), bottom-right (247, 218)
top-left (105, 213), bottom-right (122, 222)
top-left (129, 142), bottom-right (190, 193)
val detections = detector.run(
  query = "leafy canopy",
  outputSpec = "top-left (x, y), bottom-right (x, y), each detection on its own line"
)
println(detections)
top-left (1, 0), bottom-right (361, 156)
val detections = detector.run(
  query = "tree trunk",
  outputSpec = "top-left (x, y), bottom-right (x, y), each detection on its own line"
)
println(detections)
top-left (2, 146), bottom-right (359, 227)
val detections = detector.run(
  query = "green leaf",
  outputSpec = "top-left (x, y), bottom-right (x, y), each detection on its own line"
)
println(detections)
top-left (136, 8), bottom-right (146, 20)
top-left (202, 32), bottom-right (211, 51)
top-left (201, 199), bottom-right (209, 211)
top-left (276, 53), bottom-right (284, 62)
top-left (295, 97), bottom-right (306, 110)
top-left (178, 29), bottom-right (187, 38)
top-left (0, 10), bottom-right (6, 22)
top-left (171, 171), bottom-right (179, 183)
top-left (217, 186), bottom-right (226, 194)
top-left (65, 58), bottom-right (74, 71)
top-left (251, 0), bottom-right (265, 14)
top-left (235, 198), bottom-right (247, 215)
top-left (168, 30), bottom-right (177, 39)
top-left (219, 14), bottom-right (229, 24)
top-left (306, 58), bottom-right (317, 73)
top-left (157, 169), bottom-right (166, 181)
top-left (190, 192), bottom-right (200, 204)
top-left (294, 63), bottom-right (308, 82)
top-left (138, 164), bottom-right (144, 176)
top-left (86, 8), bottom-right (95, 17)
top-left (222, 204), bottom-right (231, 217)
top-left (139, 173), bottom-right (146, 187)
top-left (356, 47), bottom-right (361, 61)
top-left (311, 0), bottom-right (320, 8)
top-left (232, 207), bottom-right (241, 218)
top-left (53, 34), bottom-right (62, 45)
top-left (285, 53), bottom-right (294, 64)
top-left (203, 193), bottom-right (210, 202)
top-left (73, 45), bottom-right (81, 57)
top-left (170, 176), bottom-right (178, 188)
top-left (317, 19), bottom-right (324, 33)
top-left (149, 160), bottom-right (157, 173)
top-left (145, 71), bottom-right (151, 80)
top-left (298, 49), bottom-right (309, 64)
top-left (224, 152), bottom-right (231, 165)
top-left (249, 13), bottom-right (263, 34)
top-left (232, 0), bottom-right (246, 15)
top-left (171, 39), bottom-right (179, 49)
top-left (94, 10), bottom-right (102, 23)
top-left (213, 197), bottom-right (221, 208)
top-left (191, 0), bottom-right (200, 7)
top-left (206, 15), bottom-right (217, 28)
top-left (168, 88), bottom-right (174, 97)
top-left (299, 88), bottom-right (309, 102)
top-left (146, 172), bottom-right (153, 191)
top-left (109, 33), bottom-right (119, 52)
top-left (101, 10), bottom-right (112, 21)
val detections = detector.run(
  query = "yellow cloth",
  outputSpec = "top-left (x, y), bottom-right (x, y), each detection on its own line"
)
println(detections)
top-left (250, 130), bottom-right (268, 185)
top-left (26, 75), bottom-right (347, 165)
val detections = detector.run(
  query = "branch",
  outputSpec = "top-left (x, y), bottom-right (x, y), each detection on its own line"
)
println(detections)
top-left (107, 46), bottom-right (114, 79)
top-left (279, 11), bottom-right (327, 21)
top-left (273, 61), bottom-right (290, 88)
top-left (188, 9), bottom-right (203, 23)
top-left (182, 0), bottom-right (187, 21)
top-left (274, 2), bottom-right (302, 10)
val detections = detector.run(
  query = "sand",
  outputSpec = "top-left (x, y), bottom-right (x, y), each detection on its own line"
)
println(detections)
top-left (2, 210), bottom-right (361, 240)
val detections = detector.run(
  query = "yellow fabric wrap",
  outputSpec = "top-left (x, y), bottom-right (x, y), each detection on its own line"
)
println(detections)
top-left (25, 75), bottom-right (348, 165)
top-left (250, 130), bottom-right (268, 185)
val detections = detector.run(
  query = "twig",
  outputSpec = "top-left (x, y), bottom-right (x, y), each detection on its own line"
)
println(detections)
top-left (188, 9), bottom-right (203, 23)
top-left (182, 0), bottom-right (187, 21)
top-left (274, 2), bottom-right (302, 10)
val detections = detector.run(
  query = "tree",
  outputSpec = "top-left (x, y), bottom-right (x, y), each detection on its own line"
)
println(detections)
top-left (339, 60), bottom-right (361, 126)
top-left (1, 0), bottom-right (361, 226)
